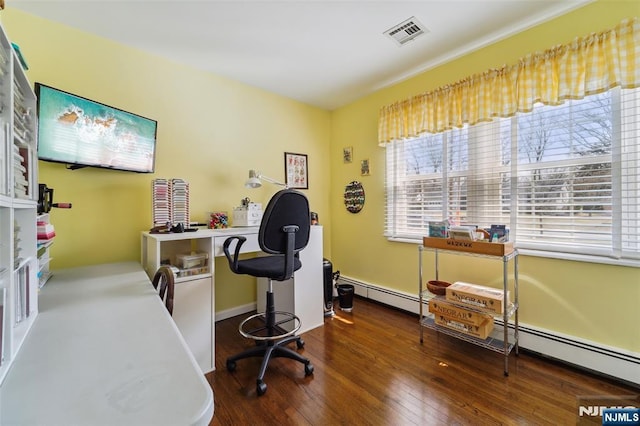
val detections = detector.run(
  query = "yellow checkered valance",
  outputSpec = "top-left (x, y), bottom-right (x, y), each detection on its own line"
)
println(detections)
top-left (378, 18), bottom-right (639, 145)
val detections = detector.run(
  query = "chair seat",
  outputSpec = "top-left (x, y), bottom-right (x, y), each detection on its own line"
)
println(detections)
top-left (235, 255), bottom-right (302, 280)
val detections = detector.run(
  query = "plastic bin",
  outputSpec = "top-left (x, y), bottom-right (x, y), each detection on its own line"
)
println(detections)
top-left (176, 252), bottom-right (208, 269)
top-left (337, 284), bottom-right (354, 312)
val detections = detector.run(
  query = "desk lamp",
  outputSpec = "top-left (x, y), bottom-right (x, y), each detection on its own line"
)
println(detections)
top-left (245, 169), bottom-right (289, 189)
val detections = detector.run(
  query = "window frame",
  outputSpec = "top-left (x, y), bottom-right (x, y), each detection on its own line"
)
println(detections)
top-left (384, 87), bottom-right (640, 267)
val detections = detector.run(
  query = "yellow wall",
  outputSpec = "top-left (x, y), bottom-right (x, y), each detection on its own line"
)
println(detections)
top-left (4, 2), bottom-right (639, 354)
top-left (3, 9), bottom-right (333, 313)
top-left (329, 0), bottom-right (640, 353)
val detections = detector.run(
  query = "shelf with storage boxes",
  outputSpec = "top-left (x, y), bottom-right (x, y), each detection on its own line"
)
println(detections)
top-left (429, 297), bottom-right (495, 339)
top-left (419, 239), bottom-right (519, 376)
top-left (0, 22), bottom-right (39, 386)
top-left (141, 232), bottom-right (213, 281)
top-left (140, 231), bottom-right (215, 373)
top-left (175, 252), bottom-right (209, 278)
top-left (0, 201), bottom-right (38, 384)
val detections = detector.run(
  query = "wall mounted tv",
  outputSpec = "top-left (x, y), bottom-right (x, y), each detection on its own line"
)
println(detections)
top-left (35, 83), bottom-right (157, 173)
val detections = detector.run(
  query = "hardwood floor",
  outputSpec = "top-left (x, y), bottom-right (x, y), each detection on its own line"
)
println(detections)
top-left (206, 297), bottom-right (638, 425)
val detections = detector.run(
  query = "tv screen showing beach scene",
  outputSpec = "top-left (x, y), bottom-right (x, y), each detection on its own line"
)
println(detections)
top-left (35, 83), bottom-right (157, 173)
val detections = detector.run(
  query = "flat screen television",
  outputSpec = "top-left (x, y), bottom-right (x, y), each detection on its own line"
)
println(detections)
top-left (35, 83), bottom-right (157, 173)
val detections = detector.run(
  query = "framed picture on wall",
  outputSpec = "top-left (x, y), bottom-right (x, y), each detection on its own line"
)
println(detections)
top-left (343, 146), bottom-right (353, 163)
top-left (284, 152), bottom-right (308, 189)
top-left (360, 159), bottom-right (370, 176)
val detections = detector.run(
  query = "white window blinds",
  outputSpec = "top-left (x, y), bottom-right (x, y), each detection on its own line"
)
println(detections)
top-left (385, 87), bottom-right (640, 263)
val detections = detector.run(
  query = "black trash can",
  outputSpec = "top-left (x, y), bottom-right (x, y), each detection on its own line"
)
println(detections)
top-left (337, 284), bottom-right (354, 312)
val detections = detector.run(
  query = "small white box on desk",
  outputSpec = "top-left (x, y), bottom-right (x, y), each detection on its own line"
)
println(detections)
top-left (233, 203), bottom-right (263, 227)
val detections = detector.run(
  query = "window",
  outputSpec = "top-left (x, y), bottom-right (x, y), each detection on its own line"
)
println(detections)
top-left (385, 87), bottom-right (640, 264)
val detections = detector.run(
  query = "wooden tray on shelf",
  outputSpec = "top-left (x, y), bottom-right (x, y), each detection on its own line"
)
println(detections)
top-left (423, 237), bottom-right (514, 256)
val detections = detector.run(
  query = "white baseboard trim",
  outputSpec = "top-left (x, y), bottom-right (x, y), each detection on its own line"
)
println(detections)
top-left (338, 275), bottom-right (640, 386)
top-left (215, 302), bottom-right (256, 322)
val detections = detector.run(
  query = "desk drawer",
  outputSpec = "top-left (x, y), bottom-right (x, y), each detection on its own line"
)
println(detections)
top-left (213, 232), bottom-right (260, 257)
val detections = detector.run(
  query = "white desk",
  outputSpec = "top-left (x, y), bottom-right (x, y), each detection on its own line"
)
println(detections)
top-left (140, 225), bottom-right (324, 374)
top-left (0, 262), bottom-right (214, 426)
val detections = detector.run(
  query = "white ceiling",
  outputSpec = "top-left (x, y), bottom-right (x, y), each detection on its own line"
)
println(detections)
top-left (11, 0), bottom-right (591, 110)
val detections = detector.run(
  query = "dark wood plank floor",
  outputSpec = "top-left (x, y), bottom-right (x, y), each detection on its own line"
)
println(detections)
top-left (206, 297), bottom-right (638, 425)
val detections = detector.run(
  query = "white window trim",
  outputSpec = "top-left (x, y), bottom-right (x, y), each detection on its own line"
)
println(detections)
top-left (384, 88), bottom-right (640, 267)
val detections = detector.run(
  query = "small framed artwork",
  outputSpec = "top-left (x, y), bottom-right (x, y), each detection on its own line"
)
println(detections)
top-left (343, 146), bottom-right (353, 163)
top-left (284, 152), bottom-right (308, 189)
top-left (360, 159), bottom-right (370, 176)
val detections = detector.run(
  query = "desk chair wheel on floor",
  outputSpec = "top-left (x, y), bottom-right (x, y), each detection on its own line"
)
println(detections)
top-left (223, 189), bottom-right (314, 396)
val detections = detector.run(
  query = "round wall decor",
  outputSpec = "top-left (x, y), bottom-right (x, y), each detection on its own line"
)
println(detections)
top-left (344, 181), bottom-right (365, 213)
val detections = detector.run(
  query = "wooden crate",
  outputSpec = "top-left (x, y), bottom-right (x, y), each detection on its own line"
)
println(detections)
top-left (434, 314), bottom-right (494, 339)
top-left (446, 282), bottom-right (508, 314)
top-left (428, 297), bottom-right (493, 326)
top-left (423, 237), bottom-right (514, 256)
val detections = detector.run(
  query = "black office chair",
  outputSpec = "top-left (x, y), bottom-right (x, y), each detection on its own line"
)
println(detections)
top-left (152, 265), bottom-right (175, 315)
top-left (223, 189), bottom-right (314, 396)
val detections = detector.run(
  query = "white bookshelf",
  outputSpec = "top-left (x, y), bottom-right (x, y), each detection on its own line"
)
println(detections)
top-left (0, 21), bottom-right (38, 385)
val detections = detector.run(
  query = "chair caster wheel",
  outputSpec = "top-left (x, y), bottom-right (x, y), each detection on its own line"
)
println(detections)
top-left (305, 362), bottom-right (314, 376)
top-left (296, 338), bottom-right (305, 349)
top-left (257, 380), bottom-right (267, 396)
top-left (226, 360), bottom-right (236, 372)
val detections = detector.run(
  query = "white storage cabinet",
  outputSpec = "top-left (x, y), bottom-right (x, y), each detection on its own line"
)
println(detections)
top-left (0, 21), bottom-right (39, 385)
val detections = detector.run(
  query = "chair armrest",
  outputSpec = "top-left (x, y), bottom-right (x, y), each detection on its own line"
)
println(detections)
top-left (223, 236), bottom-right (247, 273)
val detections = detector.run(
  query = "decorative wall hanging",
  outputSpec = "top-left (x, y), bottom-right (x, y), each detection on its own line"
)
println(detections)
top-left (344, 181), bottom-right (365, 213)
top-left (343, 146), bottom-right (353, 163)
top-left (360, 159), bottom-right (370, 176)
top-left (284, 152), bottom-right (308, 189)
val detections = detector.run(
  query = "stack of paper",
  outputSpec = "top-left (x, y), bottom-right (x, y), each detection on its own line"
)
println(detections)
top-left (37, 220), bottom-right (55, 241)
top-left (171, 179), bottom-right (190, 226)
top-left (151, 178), bottom-right (190, 227)
top-left (152, 179), bottom-right (171, 227)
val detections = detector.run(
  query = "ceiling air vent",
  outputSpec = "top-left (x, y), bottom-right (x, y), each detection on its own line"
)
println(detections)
top-left (384, 16), bottom-right (428, 46)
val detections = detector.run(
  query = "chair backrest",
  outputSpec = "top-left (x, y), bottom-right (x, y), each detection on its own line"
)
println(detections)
top-left (152, 266), bottom-right (175, 315)
top-left (258, 189), bottom-right (310, 256)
